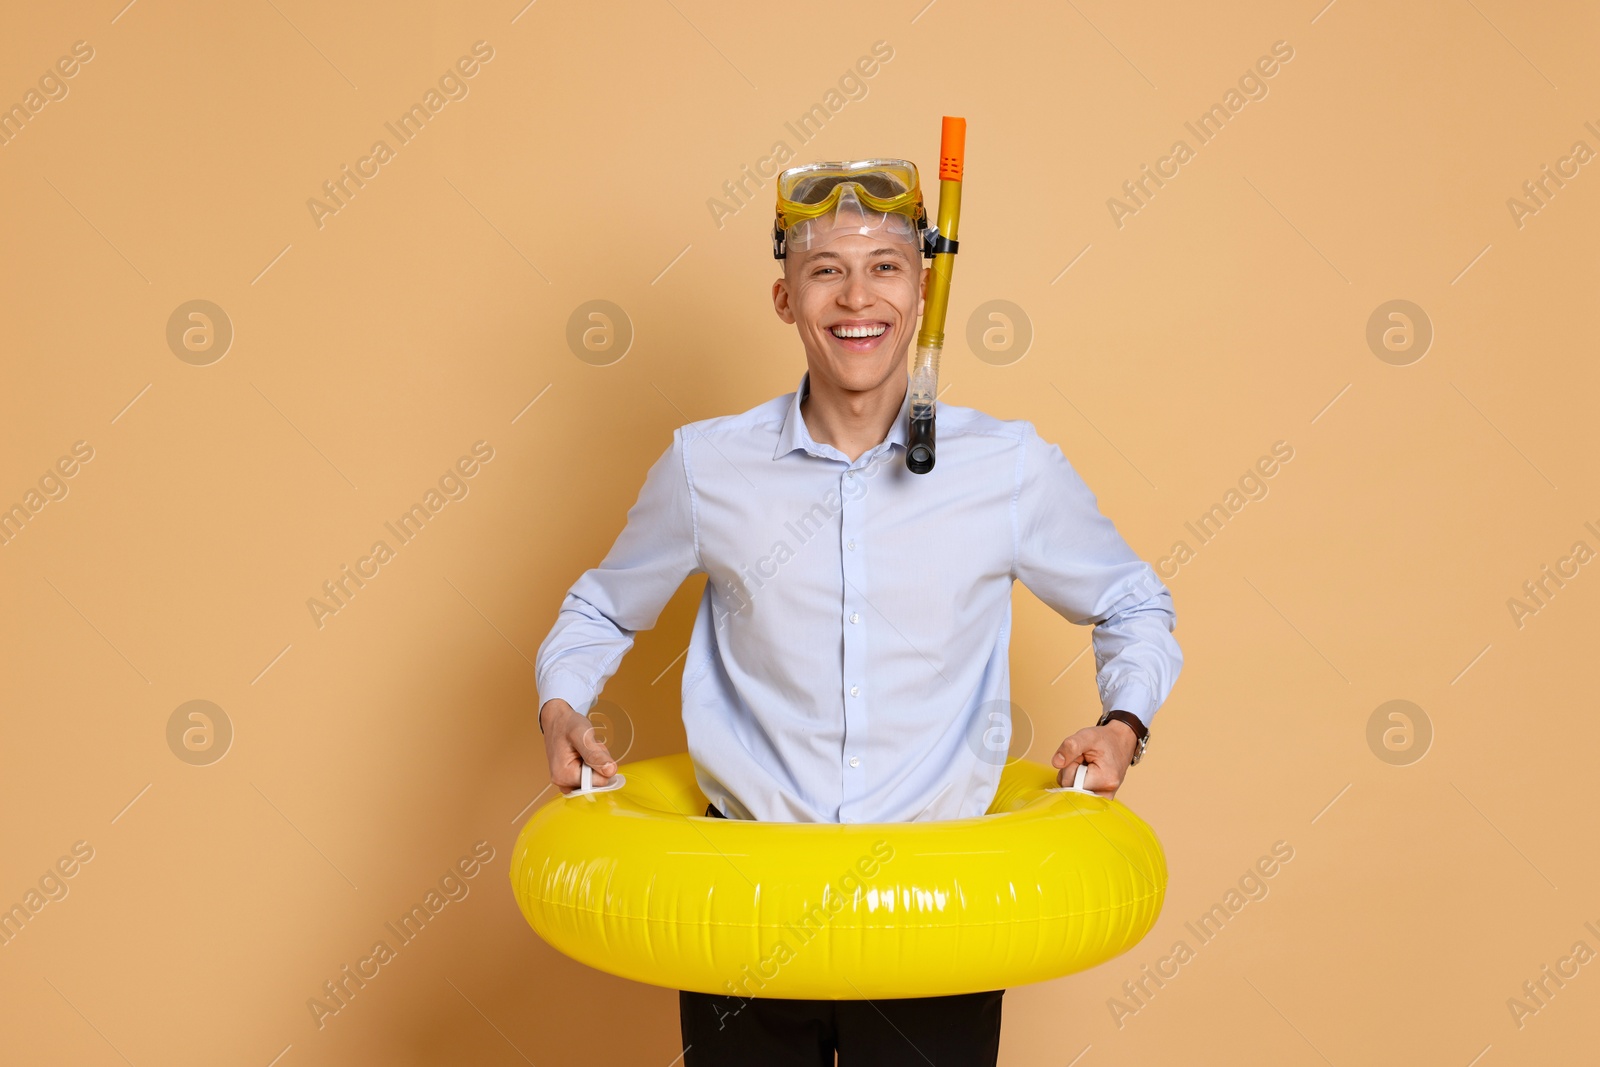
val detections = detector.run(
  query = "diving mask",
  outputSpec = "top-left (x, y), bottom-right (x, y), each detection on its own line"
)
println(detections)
top-left (772, 158), bottom-right (930, 259)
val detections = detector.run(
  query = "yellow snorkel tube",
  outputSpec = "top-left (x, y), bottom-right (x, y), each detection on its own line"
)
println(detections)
top-left (907, 116), bottom-right (965, 475)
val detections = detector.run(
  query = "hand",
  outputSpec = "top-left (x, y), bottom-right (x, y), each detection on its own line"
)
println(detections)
top-left (1051, 719), bottom-right (1138, 798)
top-left (540, 699), bottom-right (617, 791)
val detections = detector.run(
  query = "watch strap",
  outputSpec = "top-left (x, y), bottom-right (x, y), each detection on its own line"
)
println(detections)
top-left (1098, 709), bottom-right (1150, 764)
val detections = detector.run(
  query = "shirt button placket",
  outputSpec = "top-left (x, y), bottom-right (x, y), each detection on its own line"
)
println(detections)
top-left (839, 466), bottom-right (866, 820)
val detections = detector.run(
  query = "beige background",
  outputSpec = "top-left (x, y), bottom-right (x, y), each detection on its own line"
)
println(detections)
top-left (2, 0), bottom-right (1596, 1063)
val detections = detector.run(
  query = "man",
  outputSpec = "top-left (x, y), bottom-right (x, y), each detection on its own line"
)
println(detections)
top-left (534, 157), bottom-right (1183, 1065)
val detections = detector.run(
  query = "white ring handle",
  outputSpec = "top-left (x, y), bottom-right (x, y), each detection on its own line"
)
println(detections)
top-left (1047, 762), bottom-right (1097, 795)
top-left (563, 761), bottom-right (626, 797)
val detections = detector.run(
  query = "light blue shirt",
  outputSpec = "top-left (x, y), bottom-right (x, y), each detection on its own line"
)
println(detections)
top-left (535, 370), bottom-right (1182, 823)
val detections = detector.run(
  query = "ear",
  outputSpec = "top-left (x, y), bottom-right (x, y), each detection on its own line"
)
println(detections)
top-left (772, 274), bottom-right (797, 325)
top-left (918, 264), bottom-right (930, 316)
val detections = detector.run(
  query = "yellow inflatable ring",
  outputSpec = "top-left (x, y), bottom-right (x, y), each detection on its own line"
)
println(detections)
top-left (511, 752), bottom-right (1166, 999)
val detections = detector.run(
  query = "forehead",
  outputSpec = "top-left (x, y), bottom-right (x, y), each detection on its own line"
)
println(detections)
top-left (790, 235), bottom-right (919, 270)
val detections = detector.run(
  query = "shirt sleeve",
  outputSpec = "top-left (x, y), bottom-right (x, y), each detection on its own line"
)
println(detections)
top-left (534, 428), bottom-right (703, 716)
top-left (1012, 424), bottom-right (1182, 727)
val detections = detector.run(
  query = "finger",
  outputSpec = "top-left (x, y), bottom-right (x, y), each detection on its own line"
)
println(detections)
top-left (571, 719), bottom-right (618, 776)
top-left (551, 746), bottom-right (587, 789)
top-left (581, 740), bottom-right (617, 778)
top-left (555, 751), bottom-right (616, 791)
top-left (549, 740), bottom-right (609, 789)
top-left (551, 763), bottom-right (578, 790)
top-left (582, 749), bottom-right (616, 788)
top-left (1056, 753), bottom-right (1086, 789)
top-left (1083, 760), bottom-right (1124, 798)
top-left (1051, 733), bottom-right (1085, 769)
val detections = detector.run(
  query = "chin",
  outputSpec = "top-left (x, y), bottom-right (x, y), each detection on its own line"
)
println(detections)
top-left (823, 357), bottom-right (902, 393)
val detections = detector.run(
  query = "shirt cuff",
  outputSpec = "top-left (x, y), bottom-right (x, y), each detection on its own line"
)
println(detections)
top-left (537, 670), bottom-right (597, 731)
top-left (1102, 679), bottom-right (1157, 729)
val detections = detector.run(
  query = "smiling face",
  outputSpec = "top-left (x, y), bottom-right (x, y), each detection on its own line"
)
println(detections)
top-left (772, 223), bottom-right (927, 397)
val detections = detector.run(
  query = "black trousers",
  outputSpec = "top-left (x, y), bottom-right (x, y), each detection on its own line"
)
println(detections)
top-left (680, 803), bottom-right (1005, 1067)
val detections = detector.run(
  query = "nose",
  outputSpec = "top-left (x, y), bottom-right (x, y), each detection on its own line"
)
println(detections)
top-left (838, 270), bottom-right (872, 311)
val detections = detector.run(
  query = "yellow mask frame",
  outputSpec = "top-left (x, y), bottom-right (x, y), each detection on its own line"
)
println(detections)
top-left (772, 159), bottom-right (929, 259)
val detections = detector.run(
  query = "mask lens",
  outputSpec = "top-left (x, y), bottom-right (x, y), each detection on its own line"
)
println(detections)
top-left (774, 160), bottom-right (923, 258)
top-left (787, 168), bottom-right (911, 207)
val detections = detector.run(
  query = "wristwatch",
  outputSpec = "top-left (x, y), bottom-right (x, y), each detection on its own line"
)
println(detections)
top-left (1097, 710), bottom-right (1149, 765)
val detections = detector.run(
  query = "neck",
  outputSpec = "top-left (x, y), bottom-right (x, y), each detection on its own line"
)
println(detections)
top-left (800, 368), bottom-right (907, 463)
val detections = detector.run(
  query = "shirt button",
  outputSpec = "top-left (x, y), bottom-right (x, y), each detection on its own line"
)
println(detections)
top-left (850, 685), bottom-right (860, 697)
top-left (849, 756), bottom-right (860, 768)
top-left (847, 540), bottom-right (856, 551)
top-left (849, 612), bottom-right (860, 624)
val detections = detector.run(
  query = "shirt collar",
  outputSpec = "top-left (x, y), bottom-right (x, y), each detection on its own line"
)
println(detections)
top-left (773, 369), bottom-right (911, 462)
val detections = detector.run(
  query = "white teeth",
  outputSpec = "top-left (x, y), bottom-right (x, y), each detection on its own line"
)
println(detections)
top-left (830, 324), bottom-right (888, 339)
